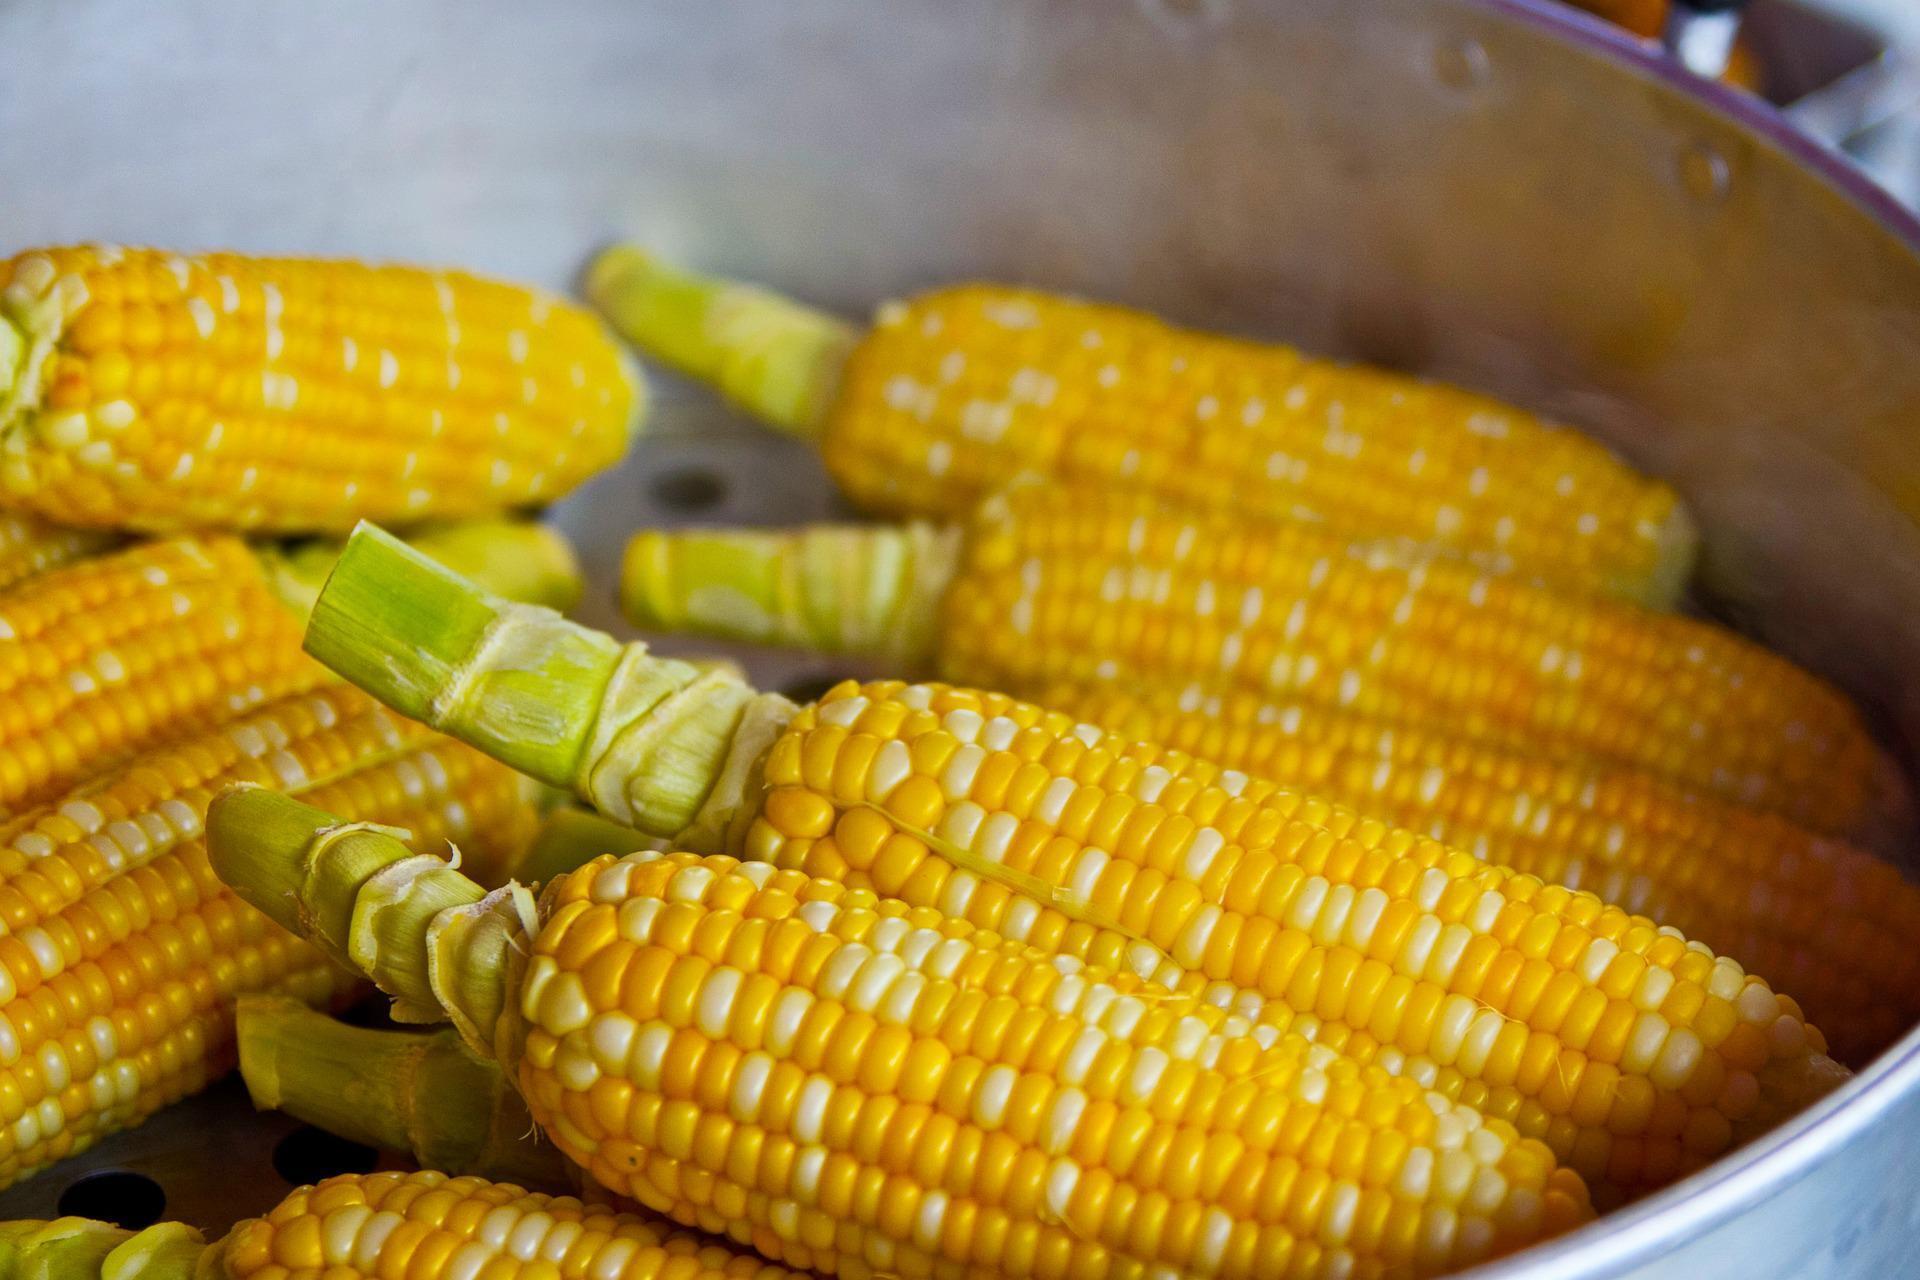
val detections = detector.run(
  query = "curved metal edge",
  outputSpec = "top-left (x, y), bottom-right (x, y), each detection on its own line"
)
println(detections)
top-left (1470, 1041), bottom-right (1920, 1276)
top-left (1483, 0), bottom-right (1920, 245)
top-left (1448, 2), bottom-right (1920, 1274)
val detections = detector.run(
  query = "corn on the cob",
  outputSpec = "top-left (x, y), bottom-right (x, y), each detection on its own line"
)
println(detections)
top-left (0, 245), bottom-right (641, 532)
top-left (0, 512), bottom-right (113, 593)
top-left (0, 517), bottom-right (578, 817)
top-left (213, 795), bottom-right (1596, 1279)
top-left (588, 249), bottom-right (1692, 606)
top-left (1033, 680), bottom-right (1920, 1066)
top-left (293, 527), bottom-right (1850, 1206)
top-left (619, 486), bottom-right (1885, 835)
top-left (0, 682), bottom-right (542, 1190)
top-left (0, 1170), bottom-right (805, 1280)
top-left (237, 995), bottom-right (576, 1193)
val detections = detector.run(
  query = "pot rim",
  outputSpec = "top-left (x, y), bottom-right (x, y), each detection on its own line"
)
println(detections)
top-left (1450, 12), bottom-right (1920, 1272)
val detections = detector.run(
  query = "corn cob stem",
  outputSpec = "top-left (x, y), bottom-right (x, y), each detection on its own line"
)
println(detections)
top-left (235, 995), bottom-right (570, 1191)
top-left (586, 247), bottom-right (854, 438)
top-left (306, 525), bottom-right (788, 840)
top-left (623, 520), bottom-right (957, 662)
top-left (212, 789), bottom-right (516, 1047)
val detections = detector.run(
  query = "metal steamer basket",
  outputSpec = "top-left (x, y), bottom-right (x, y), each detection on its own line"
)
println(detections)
top-left (3, 2), bottom-right (1919, 1275)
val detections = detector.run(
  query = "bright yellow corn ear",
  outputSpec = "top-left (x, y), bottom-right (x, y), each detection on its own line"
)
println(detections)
top-left (0, 682), bottom-right (541, 1190)
top-left (0, 1169), bottom-right (805, 1280)
top-left (1033, 678), bottom-right (1920, 1066)
top-left (615, 486), bottom-right (1885, 837)
top-left (588, 250), bottom-right (1692, 606)
top-left (0, 245), bottom-right (642, 532)
top-left (0, 517), bottom-right (582, 819)
top-left (205, 790), bottom-right (1599, 1278)
top-left (938, 486), bottom-right (1882, 835)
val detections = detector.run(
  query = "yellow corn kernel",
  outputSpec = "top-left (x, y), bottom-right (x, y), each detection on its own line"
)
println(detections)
top-left (0, 245), bottom-right (640, 532)
top-left (740, 681), bottom-right (1850, 1207)
top-left (940, 486), bottom-right (1883, 836)
top-left (590, 253), bottom-right (1690, 605)
top-left (0, 536), bottom-right (326, 814)
top-left (524, 850), bottom-right (1590, 1278)
top-left (0, 685), bottom-right (540, 1189)
top-left (1033, 678), bottom-right (1920, 1066)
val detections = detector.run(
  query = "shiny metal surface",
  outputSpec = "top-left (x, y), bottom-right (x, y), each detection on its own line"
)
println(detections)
top-left (2, 0), bottom-right (1919, 1272)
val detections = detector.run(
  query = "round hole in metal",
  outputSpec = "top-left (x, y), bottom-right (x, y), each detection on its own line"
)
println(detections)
top-left (58, 1170), bottom-right (166, 1230)
top-left (1434, 37), bottom-right (1490, 91)
top-left (650, 467), bottom-right (728, 512)
top-left (272, 1126), bottom-right (380, 1185)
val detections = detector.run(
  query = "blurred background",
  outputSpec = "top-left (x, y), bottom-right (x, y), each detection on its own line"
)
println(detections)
top-left (1567, 0), bottom-right (1920, 204)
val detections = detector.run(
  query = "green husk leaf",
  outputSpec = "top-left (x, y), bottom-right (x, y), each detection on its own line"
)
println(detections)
top-left (236, 996), bottom-right (569, 1191)
top-left (585, 245), bottom-right (856, 438)
top-left (206, 787), bottom-right (519, 1058)
top-left (305, 524), bottom-right (797, 842)
top-left (619, 521), bottom-right (957, 664)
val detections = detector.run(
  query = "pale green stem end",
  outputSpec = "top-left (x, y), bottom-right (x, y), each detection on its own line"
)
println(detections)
top-left (236, 996), bottom-right (570, 1192)
top-left (622, 521), bottom-right (957, 666)
top-left (585, 246), bottom-right (856, 438)
top-left (306, 522), bottom-right (625, 784)
top-left (207, 787), bottom-right (523, 1057)
top-left (306, 523), bottom-right (798, 843)
top-left (0, 1218), bottom-right (211, 1280)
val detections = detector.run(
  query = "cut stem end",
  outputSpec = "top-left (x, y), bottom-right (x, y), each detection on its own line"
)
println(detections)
top-left (585, 245), bottom-right (856, 438)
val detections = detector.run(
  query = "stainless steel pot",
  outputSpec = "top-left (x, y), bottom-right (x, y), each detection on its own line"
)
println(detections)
top-left (3, 1), bottom-right (1918, 1273)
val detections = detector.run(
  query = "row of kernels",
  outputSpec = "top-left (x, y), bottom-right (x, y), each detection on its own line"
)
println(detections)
top-left (957, 490), bottom-right (1867, 826)
top-left (0, 913), bottom-right (315, 1134)
top-left (0, 687), bottom-right (375, 930)
top-left (0, 888), bottom-right (281, 1067)
top-left (759, 686), bottom-right (1802, 1202)
top-left (226, 1168), bottom-right (794, 1280)
top-left (0, 734), bottom-right (520, 1006)
top-left (537, 859), bottom-right (1528, 1189)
